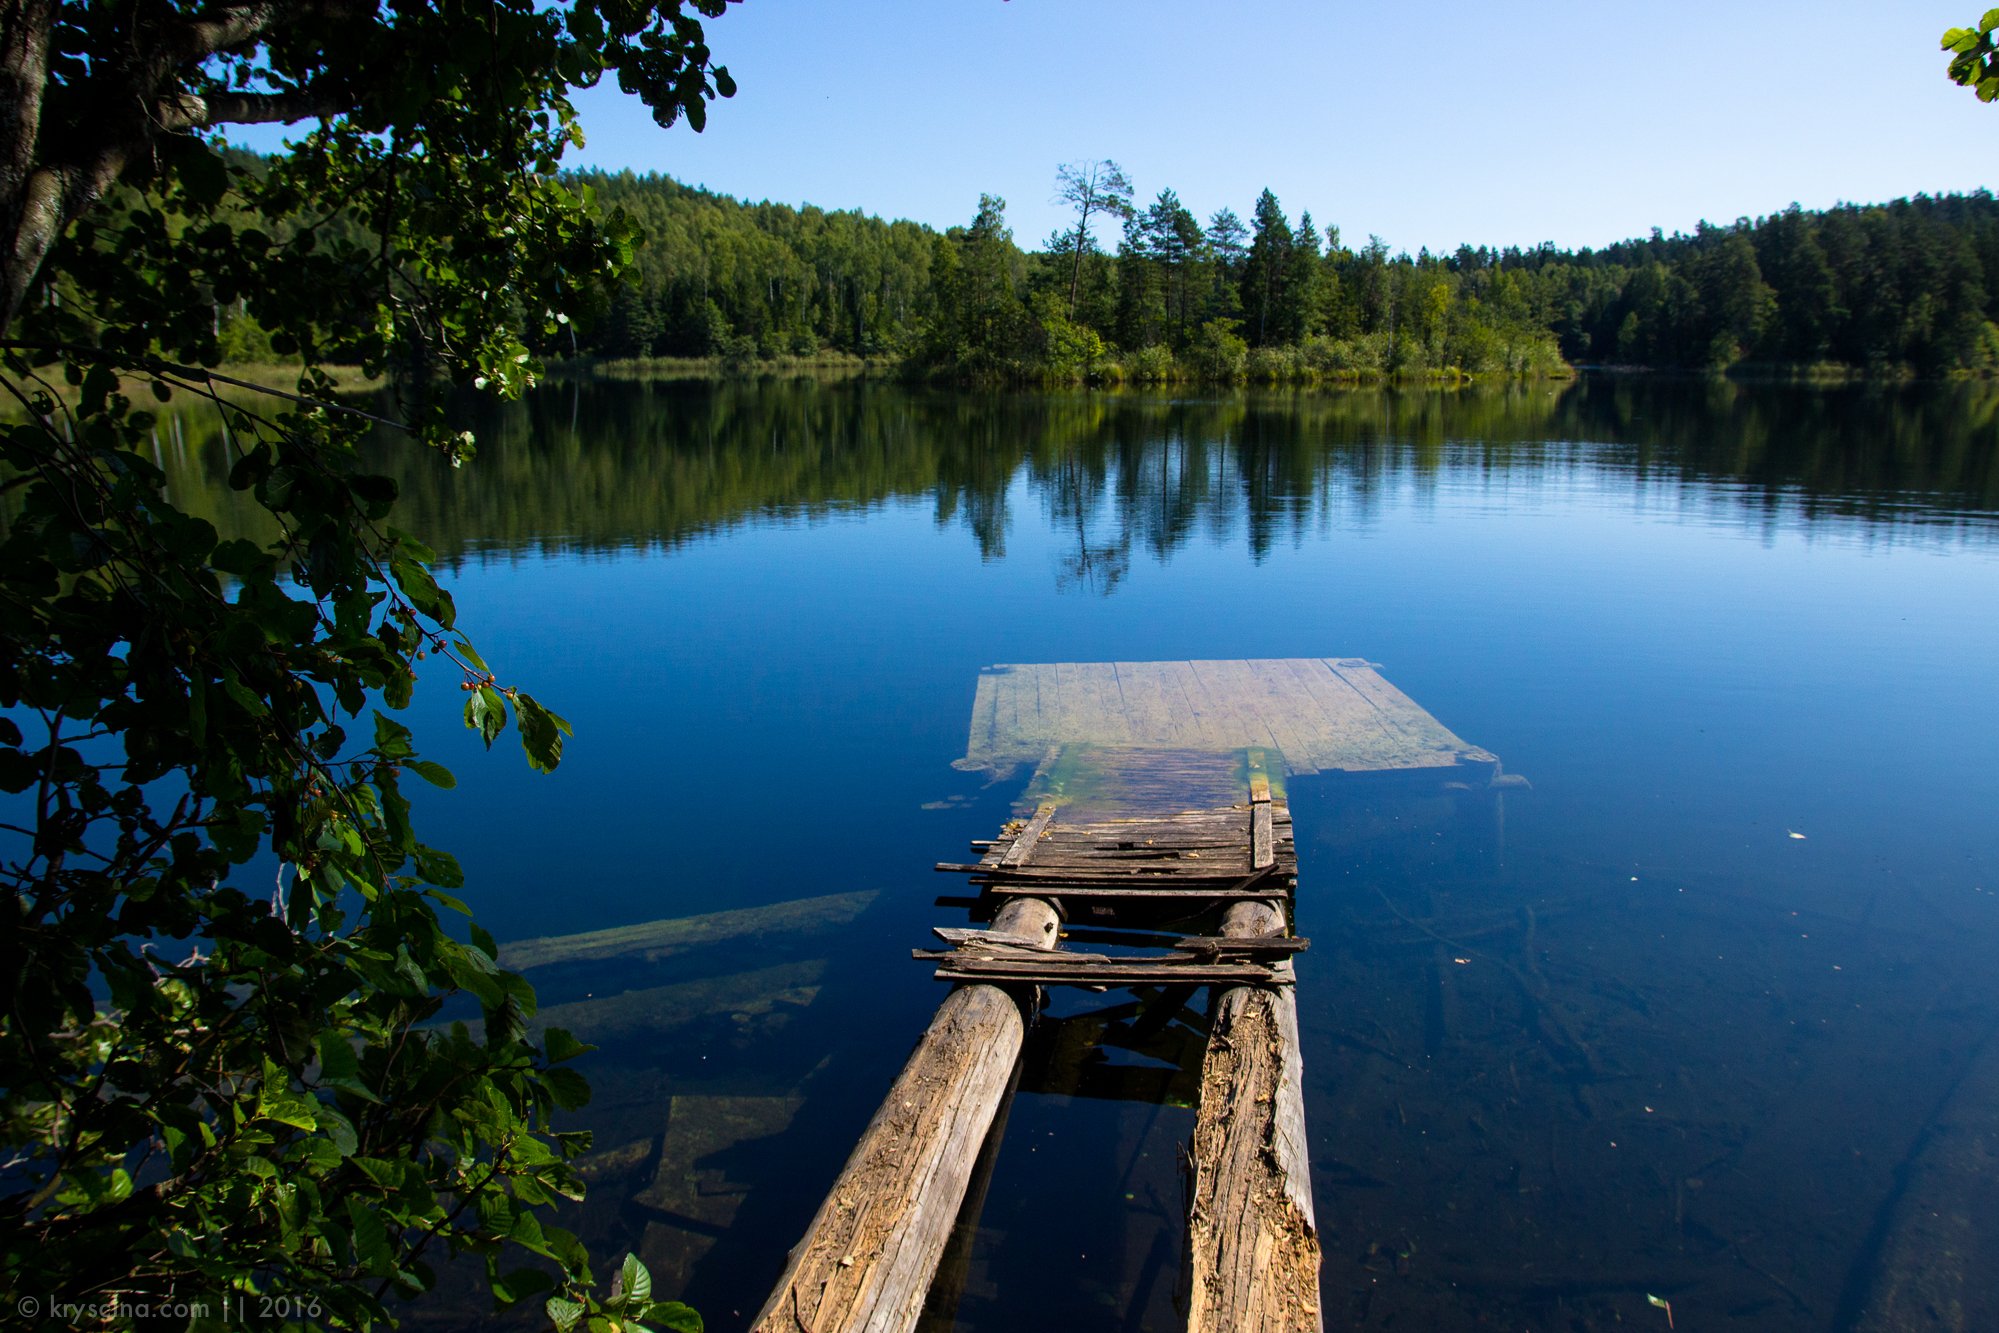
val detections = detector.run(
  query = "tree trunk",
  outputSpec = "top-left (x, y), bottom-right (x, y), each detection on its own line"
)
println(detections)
top-left (0, 0), bottom-right (57, 330)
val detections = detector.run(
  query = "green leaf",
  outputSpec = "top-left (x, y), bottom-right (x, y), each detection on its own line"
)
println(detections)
top-left (415, 846), bottom-right (465, 889)
top-left (453, 637), bottom-right (491, 674)
top-left (348, 1197), bottom-right (393, 1275)
top-left (406, 759), bottom-right (457, 788)
top-left (495, 1268), bottom-right (556, 1306)
top-left (516, 693), bottom-right (571, 773)
top-left (545, 1297), bottom-right (586, 1333)
top-left (646, 1301), bottom-right (702, 1333)
top-left (318, 1103), bottom-right (360, 1157)
top-left (620, 1254), bottom-right (652, 1307)
top-left (466, 685), bottom-right (507, 747)
top-left (543, 1028), bottom-right (594, 1064)
top-left (542, 1066), bottom-right (592, 1111)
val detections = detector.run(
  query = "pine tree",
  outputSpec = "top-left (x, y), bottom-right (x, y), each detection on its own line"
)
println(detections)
top-left (1241, 189), bottom-right (1296, 345)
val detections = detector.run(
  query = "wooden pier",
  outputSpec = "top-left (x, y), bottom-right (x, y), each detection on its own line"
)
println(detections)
top-left (752, 660), bottom-right (1514, 1333)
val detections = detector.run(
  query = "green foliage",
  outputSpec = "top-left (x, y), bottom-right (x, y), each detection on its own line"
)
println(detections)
top-left (1943, 11), bottom-right (1999, 101)
top-left (0, 0), bottom-right (736, 1327)
top-left (547, 1255), bottom-right (700, 1333)
top-left (563, 172), bottom-right (935, 361)
top-left (1189, 321), bottom-right (1249, 382)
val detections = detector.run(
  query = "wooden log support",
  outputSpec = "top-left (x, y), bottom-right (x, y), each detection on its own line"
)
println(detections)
top-left (749, 898), bottom-right (1060, 1333)
top-left (1186, 899), bottom-right (1323, 1333)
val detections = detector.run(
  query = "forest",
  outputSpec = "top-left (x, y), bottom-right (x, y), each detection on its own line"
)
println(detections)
top-left (428, 167), bottom-right (1999, 382)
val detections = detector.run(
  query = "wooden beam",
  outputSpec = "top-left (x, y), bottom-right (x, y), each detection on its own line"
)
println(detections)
top-left (1186, 900), bottom-right (1322, 1333)
top-left (748, 897), bottom-right (1060, 1333)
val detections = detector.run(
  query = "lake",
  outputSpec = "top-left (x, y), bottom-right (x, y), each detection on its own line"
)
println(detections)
top-left (168, 374), bottom-right (1999, 1330)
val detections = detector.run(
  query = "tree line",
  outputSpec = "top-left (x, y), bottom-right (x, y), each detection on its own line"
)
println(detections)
top-left (487, 166), bottom-right (1999, 383)
top-left (177, 157), bottom-right (1999, 383)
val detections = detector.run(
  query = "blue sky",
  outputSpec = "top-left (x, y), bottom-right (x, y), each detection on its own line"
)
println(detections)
top-left (556, 0), bottom-right (1996, 255)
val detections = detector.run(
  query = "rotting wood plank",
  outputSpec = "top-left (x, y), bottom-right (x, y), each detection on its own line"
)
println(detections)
top-left (1187, 899), bottom-right (1322, 1333)
top-left (998, 803), bottom-right (1059, 869)
top-left (930, 958), bottom-right (1292, 987)
top-left (986, 882), bottom-right (1295, 902)
top-left (929, 927), bottom-right (1308, 958)
top-left (749, 897), bottom-right (1059, 1333)
top-left (948, 865), bottom-right (1261, 886)
top-left (1251, 804), bottom-right (1275, 870)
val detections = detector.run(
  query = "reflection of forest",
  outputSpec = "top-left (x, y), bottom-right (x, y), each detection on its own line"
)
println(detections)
top-left (108, 376), bottom-right (1999, 567)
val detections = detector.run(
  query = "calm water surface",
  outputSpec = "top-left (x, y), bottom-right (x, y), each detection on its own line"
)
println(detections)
top-left (175, 376), bottom-right (1999, 1330)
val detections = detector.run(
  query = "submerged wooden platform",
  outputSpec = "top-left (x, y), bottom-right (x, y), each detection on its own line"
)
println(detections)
top-left (754, 658), bottom-right (1510, 1333)
top-left (936, 747), bottom-right (1298, 935)
top-left (959, 658), bottom-right (1497, 781)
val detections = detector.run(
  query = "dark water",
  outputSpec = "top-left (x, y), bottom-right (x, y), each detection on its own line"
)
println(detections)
top-left (166, 375), bottom-right (1999, 1330)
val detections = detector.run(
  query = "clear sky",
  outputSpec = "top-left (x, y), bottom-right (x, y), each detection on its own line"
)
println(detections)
top-left (549, 0), bottom-right (1997, 256)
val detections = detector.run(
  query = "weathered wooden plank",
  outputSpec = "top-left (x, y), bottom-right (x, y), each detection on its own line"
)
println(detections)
top-left (953, 865), bottom-right (1260, 885)
top-left (1182, 659), bottom-right (1272, 756)
top-left (501, 891), bottom-right (877, 971)
top-left (959, 670), bottom-right (1004, 775)
top-left (1324, 658), bottom-right (1471, 765)
top-left (1187, 900), bottom-right (1322, 1333)
top-left (932, 958), bottom-right (1290, 986)
top-left (749, 898), bottom-right (1059, 1333)
top-left (1251, 803), bottom-right (1275, 870)
top-left (914, 939), bottom-right (1112, 965)
top-left (931, 927), bottom-right (1308, 958)
top-left (1173, 934), bottom-right (1311, 957)
top-left (1159, 660), bottom-right (1230, 752)
top-left (520, 961), bottom-right (825, 1045)
top-left (1277, 657), bottom-right (1407, 774)
top-left (1081, 662), bottom-right (1131, 740)
top-left (987, 883), bottom-right (1295, 901)
top-left (1111, 661), bottom-right (1181, 747)
top-left (998, 802), bottom-right (1059, 868)
top-left (1196, 660), bottom-right (1296, 763)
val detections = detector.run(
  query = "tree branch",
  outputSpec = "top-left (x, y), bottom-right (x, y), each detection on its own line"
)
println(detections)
top-left (157, 88), bottom-right (344, 132)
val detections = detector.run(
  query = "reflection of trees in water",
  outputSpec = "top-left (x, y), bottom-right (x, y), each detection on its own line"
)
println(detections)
top-left (104, 376), bottom-right (1999, 574)
top-left (1045, 448), bottom-right (1129, 595)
